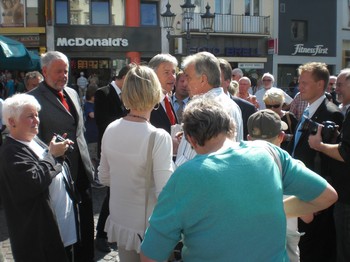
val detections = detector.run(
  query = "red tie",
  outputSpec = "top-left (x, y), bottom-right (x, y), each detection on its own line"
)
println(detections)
top-left (58, 91), bottom-right (70, 112)
top-left (164, 96), bottom-right (176, 125)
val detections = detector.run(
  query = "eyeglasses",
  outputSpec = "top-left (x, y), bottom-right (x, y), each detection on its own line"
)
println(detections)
top-left (265, 104), bottom-right (281, 109)
top-left (263, 79), bottom-right (272, 82)
top-left (232, 74), bottom-right (236, 77)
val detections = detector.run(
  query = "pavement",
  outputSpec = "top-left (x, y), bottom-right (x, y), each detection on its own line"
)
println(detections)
top-left (0, 187), bottom-right (120, 262)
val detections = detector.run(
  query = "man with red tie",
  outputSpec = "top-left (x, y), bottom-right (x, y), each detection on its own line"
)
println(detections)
top-left (148, 54), bottom-right (180, 157)
top-left (149, 53), bottom-right (178, 134)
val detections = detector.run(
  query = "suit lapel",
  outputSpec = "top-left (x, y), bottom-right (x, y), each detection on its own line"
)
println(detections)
top-left (38, 84), bottom-right (73, 116)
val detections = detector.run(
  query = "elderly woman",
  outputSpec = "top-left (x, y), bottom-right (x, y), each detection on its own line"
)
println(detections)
top-left (263, 88), bottom-right (298, 150)
top-left (140, 95), bottom-right (337, 262)
top-left (98, 65), bottom-right (173, 261)
top-left (0, 93), bottom-right (76, 262)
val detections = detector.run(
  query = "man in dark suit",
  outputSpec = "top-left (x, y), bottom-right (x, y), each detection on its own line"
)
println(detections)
top-left (93, 65), bottom-right (131, 252)
top-left (287, 62), bottom-right (343, 262)
top-left (219, 58), bottom-right (256, 140)
top-left (28, 51), bottom-right (95, 262)
top-left (309, 68), bottom-right (350, 262)
top-left (148, 54), bottom-right (178, 135)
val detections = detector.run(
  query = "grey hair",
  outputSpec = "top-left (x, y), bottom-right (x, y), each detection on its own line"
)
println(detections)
top-left (148, 53), bottom-right (178, 71)
top-left (182, 95), bottom-right (235, 146)
top-left (262, 72), bottom-right (275, 83)
top-left (339, 68), bottom-right (350, 81)
top-left (41, 51), bottom-right (69, 69)
top-left (3, 94), bottom-right (41, 126)
top-left (232, 68), bottom-right (243, 77)
top-left (183, 51), bottom-right (221, 88)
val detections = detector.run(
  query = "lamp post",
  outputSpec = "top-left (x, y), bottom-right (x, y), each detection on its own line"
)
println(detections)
top-left (161, 1), bottom-right (215, 55)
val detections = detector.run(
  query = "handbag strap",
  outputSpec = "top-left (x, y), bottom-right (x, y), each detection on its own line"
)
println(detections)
top-left (285, 112), bottom-right (293, 134)
top-left (264, 143), bottom-right (282, 178)
top-left (143, 131), bottom-right (157, 237)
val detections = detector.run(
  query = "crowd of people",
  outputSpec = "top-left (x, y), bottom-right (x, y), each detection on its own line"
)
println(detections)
top-left (0, 49), bottom-right (349, 262)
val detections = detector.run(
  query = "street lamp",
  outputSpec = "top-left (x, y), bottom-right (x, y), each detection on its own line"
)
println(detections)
top-left (201, 3), bottom-right (215, 49)
top-left (201, 3), bottom-right (215, 40)
top-left (161, 1), bottom-right (215, 55)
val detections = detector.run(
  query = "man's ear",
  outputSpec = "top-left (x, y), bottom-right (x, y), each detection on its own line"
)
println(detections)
top-left (186, 134), bottom-right (198, 149)
top-left (278, 131), bottom-right (285, 144)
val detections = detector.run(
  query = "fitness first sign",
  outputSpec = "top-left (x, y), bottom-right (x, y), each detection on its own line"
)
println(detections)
top-left (291, 44), bottom-right (328, 56)
top-left (57, 37), bottom-right (129, 47)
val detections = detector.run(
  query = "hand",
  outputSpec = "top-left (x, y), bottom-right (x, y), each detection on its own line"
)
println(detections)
top-left (308, 125), bottom-right (323, 151)
top-left (49, 134), bottom-right (74, 157)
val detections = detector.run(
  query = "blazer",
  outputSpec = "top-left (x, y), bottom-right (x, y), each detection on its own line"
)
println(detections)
top-left (28, 82), bottom-right (93, 182)
top-left (150, 100), bottom-right (178, 135)
top-left (94, 83), bottom-right (127, 149)
top-left (288, 98), bottom-right (343, 177)
top-left (0, 136), bottom-right (68, 262)
top-left (231, 96), bottom-right (257, 140)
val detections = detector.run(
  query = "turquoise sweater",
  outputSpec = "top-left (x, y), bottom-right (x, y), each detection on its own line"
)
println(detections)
top-left (141, 141), bottom-right (327, 262)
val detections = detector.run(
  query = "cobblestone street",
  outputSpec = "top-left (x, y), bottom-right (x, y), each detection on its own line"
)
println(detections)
top-left (0, 187), bottom-right (120, 262)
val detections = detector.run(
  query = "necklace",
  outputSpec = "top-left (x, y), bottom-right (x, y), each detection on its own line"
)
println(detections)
top-left (128, 114), bottom-right (149, 122)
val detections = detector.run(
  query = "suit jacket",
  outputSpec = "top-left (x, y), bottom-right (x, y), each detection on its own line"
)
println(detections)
top-left (288, 98), bottom-right (343, 177)
top-left (150, 99), bottom-right (178, 135)
top-left (0, 136), bottom-right (67, 262)
top-left (231, 96), bottom-right (257, 140)
top-left (94, 83), bottom-right (127, 152)
top-left (28, 82), bottom-right (93, 182)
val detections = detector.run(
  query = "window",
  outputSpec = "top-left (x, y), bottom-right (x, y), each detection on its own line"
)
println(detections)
top-left (291, 20), bottom-right (307, 42)
top-left (245, 0), bottom-right (260, 16)
top-left (56, 0), bottom-right (69, 24)
top-left (0, 0), bottom-right (24, 26)
top-left (27, 0), bottom-right (39, 26)
top-left (92, 0), bottom-right (109, 24)
top-left (55, 0), bottom-right (119, 25)
top-left (140, 2), bottom-right (158, 26)
top-left (215, 0), bottom-right (231, 14)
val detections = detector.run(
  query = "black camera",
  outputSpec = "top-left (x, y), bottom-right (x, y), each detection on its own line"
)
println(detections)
top-left (299, 118), bottom-right (337, 143)
top-left (54, 133), bottom-right (74, 153)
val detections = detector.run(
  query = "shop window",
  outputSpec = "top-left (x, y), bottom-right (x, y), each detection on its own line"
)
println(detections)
top-left (140, 2), bottom-right (158, 26)
top-left (91, 0), bottom-right (109, 24)
top-left (291, 20), bottom-right (307, 42)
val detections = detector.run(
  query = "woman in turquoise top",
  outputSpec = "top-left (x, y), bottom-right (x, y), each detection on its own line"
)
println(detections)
top-left (140, 95), bottom-right (338, 262)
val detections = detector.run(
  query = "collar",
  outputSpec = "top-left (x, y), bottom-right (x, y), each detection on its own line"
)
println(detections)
top-left (207, 87), bottom-right (224, 96)
top-left (308, 95), bottom-right (326, 118)
top-left (111, 81), bottom-right (122, 96)
top-left (172, 94), bottom-right (190, 104)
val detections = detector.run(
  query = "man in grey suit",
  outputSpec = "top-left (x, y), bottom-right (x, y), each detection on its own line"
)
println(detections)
top-left (28, 51), bottom-right (95, 262)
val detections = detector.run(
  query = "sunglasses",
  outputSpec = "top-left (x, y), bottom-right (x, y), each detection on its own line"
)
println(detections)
top-left (265, 104), bottom-right (281, 109)
top-left (263, 79), bottom-right (272, 82)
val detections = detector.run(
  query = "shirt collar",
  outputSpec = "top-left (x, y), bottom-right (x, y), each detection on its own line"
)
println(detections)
top-left (308, 95), bottom-right (326, 118)
top-left (111, 81), bottom-right (122, 96)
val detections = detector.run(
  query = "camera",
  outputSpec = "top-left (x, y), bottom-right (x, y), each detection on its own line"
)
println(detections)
top-left (299, 117), bottom-right (337, 143)
top-left (54, 133), bottom-right (74, 153)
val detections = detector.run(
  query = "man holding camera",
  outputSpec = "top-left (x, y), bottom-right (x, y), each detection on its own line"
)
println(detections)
top-left (287, 62), bottom-right (343, 262)
top-left (309, 68), bottom-right (350, 262)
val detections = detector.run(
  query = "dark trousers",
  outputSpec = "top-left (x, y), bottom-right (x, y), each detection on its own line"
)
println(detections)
top-left (298, 206), bottom-right (336, 262)
top-left (334, 202), bottom-right (350, 262)
top-left (96, 187), bottom-right (110, 239)
top-left (74, 167), bottom-right (95, 262)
